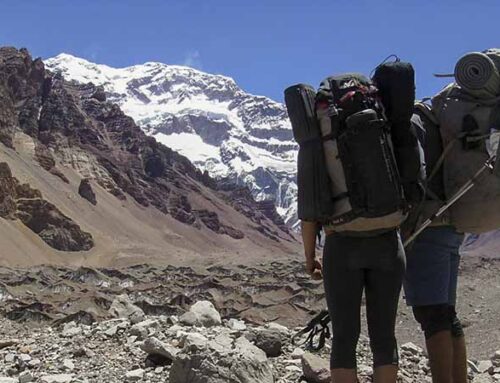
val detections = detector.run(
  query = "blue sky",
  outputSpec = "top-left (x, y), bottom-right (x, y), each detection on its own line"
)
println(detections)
top-left (1, 0), bottom-right (499, 102)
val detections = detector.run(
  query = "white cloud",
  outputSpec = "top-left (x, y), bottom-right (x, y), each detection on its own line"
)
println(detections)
top-left (182, 50), bottom-right (202, 69)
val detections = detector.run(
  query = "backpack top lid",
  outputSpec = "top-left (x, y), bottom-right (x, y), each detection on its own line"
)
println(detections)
top-left (317, 73), bottom-right (372, 100)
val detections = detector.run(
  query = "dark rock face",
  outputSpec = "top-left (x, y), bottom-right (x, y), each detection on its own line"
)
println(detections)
top-left (195, 209), bottom-right (244, 239)
top-left (0, 162), bottom-right (94, 251)
top-left (34, 143), bottom-right (69, 183)
top-left (0, 162), bottom-right (17, 218)
top-left (0, 47), bottom-right (292, 243)
top-left (16, 198), bottom-right (94, 251)
top-left (78, 178), bottom-right (97, 205)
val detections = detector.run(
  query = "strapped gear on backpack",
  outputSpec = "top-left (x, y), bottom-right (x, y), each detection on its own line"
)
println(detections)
top-left (373, 61), bottom-right (426, 208)
top-left (284, 84), bottom-right (335, 222)
top-left (430, 79), bottom-right (500, 234)
top-left (315, 74), bottom-right (407, 235)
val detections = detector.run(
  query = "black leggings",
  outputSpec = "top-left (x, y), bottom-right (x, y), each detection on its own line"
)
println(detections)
top-left (322, 230), bottom-right (405, 369)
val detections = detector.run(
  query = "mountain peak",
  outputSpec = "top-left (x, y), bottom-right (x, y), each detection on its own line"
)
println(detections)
top-left (46, 53), bottom-right (299, 226)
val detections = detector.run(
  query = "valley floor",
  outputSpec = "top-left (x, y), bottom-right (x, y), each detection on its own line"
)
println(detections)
top-left (0, 256), bottom-right (499, 382)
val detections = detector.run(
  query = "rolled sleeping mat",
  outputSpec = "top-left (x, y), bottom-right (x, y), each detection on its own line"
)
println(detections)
top-left (284, 83), bottom-right (335, 221)
top-left (484, 48), bottom-right (500, 73)
top-left (454, 52), bottom-right (500, 99)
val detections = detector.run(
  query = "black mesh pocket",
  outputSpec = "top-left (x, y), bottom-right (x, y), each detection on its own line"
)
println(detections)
top-left (338, 109), bottom-right (404, 216)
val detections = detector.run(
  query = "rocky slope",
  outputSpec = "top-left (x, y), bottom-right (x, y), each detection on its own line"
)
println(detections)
top-left (44, 54), bottom-right (299, 227)
top-left (0, 47), bottom-right (297, 267)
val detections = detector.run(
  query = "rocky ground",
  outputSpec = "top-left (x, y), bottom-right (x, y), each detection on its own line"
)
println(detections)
top-left (0, 256), bottom-right (499, 382)
top-left (0, 300), bottom-right (499, 383)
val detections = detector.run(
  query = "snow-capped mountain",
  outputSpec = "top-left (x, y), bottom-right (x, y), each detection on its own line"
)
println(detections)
top-left (45, 54), bottom-right (298, 226)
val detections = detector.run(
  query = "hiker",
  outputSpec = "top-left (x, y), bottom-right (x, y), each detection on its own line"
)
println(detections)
top-left (404, 226), bottom-right (467, 383)
top-left (404, 47), bottom-right (500, 382)
top-left (286, 63), bottom-right (423, 383)
top-left (302, 221), bottom-right (405, 383)
top-left (402, 113), bottom-right (468, 383)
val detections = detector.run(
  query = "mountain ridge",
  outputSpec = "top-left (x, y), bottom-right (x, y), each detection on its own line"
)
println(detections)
top-left (45, 53), bottom-right (299, 227)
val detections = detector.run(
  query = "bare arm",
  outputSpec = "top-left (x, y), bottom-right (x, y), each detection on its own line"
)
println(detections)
top-left (301, 220), bottom-right (317, 260)
top-left (301, 220), bottom-right (323, 280)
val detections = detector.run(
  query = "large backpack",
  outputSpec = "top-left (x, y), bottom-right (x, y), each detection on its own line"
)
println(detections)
top-left (429, 83), bottom-right (500, 233)
top-left (315, 73), bottom-right (407, 235)
top-left (286, 73), bottom-right (411, 235)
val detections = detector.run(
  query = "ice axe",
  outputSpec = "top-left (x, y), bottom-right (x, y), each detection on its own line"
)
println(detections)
top-left (403, 155), bottom-right (497, 248)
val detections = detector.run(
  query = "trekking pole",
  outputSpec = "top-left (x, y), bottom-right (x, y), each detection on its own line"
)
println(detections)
top-left (404, 156), bottom-right (497, 248)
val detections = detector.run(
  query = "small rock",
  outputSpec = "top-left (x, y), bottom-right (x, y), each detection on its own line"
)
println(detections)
top-left (227, 318), bottom-right (247, 331)
top-left (109, 294), bottom-right (145, 324)
top-left (141, 337), bottom-right (178, 361)
top-left (4, 353), bottom-right (16, 363)
top-left (302, 352), bottom-right (331, 383)
top-left (27, 358), bottom-right (41, 368)
top-left (62, 359), bottom-right (75, 371)
top-left (285, 365), bottom-right (302, 372)
top-left (103, 325), bottom-right (118, 337)
top-left (401, 342), bottom-right (423, 355)
top-left (208, 333), bottom-right (234, 353)
top-left (125, 369), bottom-right (144, 382)
top-left (183, 333), bottom-right (208, 352)
top-left (154, 367), bottom-right (164, 374)
top-left (179, 311), bottom-right (198, 327)
top-left (130, 319), bottom-right (158, 339)
top-left (0, 378), bottom-right (18, 383)
top-left (249, 329), bottom-right (282, 357)
top-left (40, 375), bottom-right (73, 383)
top-left (291, 347), bottom-right (305, 359)
top-left (183, 301), bottom-right (221, 327)
top-left (62, 322), bottom-right (82, 338)
top-left (18, 371), bottom-right (33, 383)
top-left (266, 322), bottom-right (290, 336)
top-left (477, 360), bottom-right (494, 374)
top-left (472, 374), bottom-right (494, 383)
top-left (358, 364), bottom-right (373, 376)
top-left (18, 354), bottom-right (31, 363)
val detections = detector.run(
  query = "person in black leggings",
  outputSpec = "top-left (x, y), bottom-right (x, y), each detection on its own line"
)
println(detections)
top-left (302, 222), bottom-right (406, 383)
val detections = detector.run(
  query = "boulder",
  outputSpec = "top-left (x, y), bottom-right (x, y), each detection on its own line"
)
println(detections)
top-left (170, 336), bottom-right (273, 383)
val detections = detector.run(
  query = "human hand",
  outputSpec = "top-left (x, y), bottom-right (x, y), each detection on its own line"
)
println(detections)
top-left (305, 256), bottom-right (323, 280)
